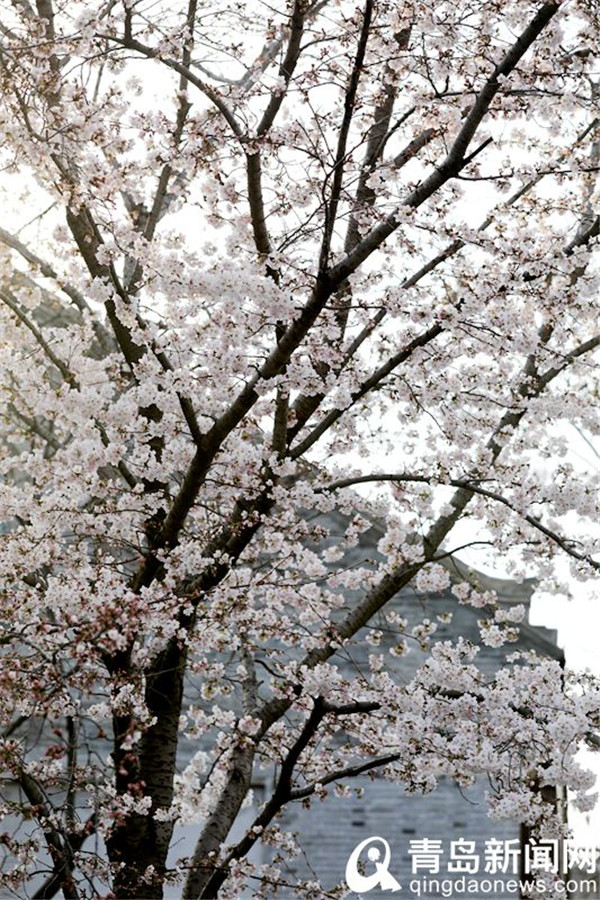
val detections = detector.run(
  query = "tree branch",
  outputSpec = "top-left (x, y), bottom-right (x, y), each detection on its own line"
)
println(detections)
top-left (286, 114), bottom-right (598, 447)
top-left (257, 0), bottom-right (308, 136)
top-left (195, 697), bottom-right (381, 897)
top-left (102, 33), bottom-right (244, 139)
top-left (0, 287), bottom-right (78, 387)
top-left (18, 766), bottom-right (79, 899)
top-left (317, 471), bottom-right (600, 571)
top-left (290, 320), bottom-right (444, 457)
top-left (318, 0), bottom-right (374, 272)
top-left (326, 0), bottom-right (562, 286)
top-left (0, 226), bottom-right (113, 355)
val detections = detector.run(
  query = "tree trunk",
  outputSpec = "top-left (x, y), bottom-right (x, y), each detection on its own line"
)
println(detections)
top-left (107, 638), bottom-right (187, 898)
top-left (183, 746), bottom-right (255, 899)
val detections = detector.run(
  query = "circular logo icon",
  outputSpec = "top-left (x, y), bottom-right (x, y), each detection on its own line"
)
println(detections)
top-left (345, 836), bottom-right (402, 893)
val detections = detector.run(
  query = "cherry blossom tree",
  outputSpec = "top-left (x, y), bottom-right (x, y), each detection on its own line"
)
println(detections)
top-left (0, 0), bottom-right (599, 897)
